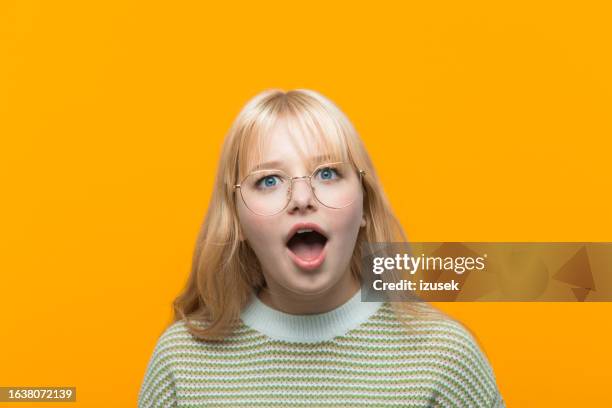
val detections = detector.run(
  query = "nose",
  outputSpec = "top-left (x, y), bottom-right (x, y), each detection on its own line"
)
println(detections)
top-left (287, 177), bottom-right (318, 213)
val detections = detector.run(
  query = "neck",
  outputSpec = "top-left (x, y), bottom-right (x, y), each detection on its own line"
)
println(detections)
top-left (257, 271), bottom-right (361, 315)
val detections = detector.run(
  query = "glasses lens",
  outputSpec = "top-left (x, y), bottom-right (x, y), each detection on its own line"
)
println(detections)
top-left (311, 162), bottom-right (362, 209)
top-left (239, 163), bottom-right (363, 215)
top-left (240, 170), bottom-right (290, 216)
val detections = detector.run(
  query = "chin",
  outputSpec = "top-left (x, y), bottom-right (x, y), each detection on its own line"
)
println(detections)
top-left (285, 273), bottom-right (341, 295)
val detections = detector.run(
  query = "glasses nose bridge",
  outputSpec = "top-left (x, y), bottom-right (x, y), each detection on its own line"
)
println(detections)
top-left (290, 174), bottom-right (311, 182)
top-left (288, 174), bottom-right (315, 201)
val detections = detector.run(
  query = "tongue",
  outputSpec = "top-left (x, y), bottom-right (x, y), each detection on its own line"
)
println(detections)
top-left (288, 236), bottom-right (325, 261)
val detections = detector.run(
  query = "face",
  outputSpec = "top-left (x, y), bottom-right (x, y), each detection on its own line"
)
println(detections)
top-left (236, 118), bottom-right (366, 299)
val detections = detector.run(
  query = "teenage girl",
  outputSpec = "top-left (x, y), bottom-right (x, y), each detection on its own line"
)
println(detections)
top-left (138, 89), bottom-right (505, 408)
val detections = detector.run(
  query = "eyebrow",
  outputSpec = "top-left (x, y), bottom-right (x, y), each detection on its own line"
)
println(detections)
top-left (248, 154), bottom-right (335, 174)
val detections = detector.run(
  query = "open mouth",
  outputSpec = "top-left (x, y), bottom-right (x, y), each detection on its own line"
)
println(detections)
top-left (286, 229), bottom-right (328, 262)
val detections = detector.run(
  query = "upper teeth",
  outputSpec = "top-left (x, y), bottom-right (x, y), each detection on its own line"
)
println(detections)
top-left (297, 229), bottom-right (313, 234)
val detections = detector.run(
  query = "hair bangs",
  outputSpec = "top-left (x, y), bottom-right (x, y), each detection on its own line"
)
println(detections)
top-left (236, 95), bottom-right (352, 183)
top-left (283, 104), bottom-right (349, 171)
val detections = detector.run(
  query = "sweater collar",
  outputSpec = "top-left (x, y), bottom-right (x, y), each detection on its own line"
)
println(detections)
top-left (240, 286), bottom-right (383, 343)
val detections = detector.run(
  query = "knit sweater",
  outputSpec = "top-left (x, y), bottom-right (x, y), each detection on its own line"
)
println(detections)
top-left (138, 288), bottom-right (505, 407)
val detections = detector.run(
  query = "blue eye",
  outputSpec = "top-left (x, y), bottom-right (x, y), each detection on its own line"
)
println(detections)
top-left (256, 175), bottom-right (281, 189)
top-left (316, 167), bottom-right (339, 181)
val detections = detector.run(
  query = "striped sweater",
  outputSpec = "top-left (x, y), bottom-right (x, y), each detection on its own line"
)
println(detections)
top-left (138, 288), bottom-right (505, 407)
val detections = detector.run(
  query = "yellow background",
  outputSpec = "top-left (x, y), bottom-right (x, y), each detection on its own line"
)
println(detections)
top-left (1, 1), bottom-right (611, 406)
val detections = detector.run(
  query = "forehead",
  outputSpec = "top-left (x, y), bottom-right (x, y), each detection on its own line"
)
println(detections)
top-left (239, 114), bottom-right (348, 177)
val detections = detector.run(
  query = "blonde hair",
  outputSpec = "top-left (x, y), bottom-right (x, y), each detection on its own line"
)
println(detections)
top-left (172, 89), bottom-right (449, 341)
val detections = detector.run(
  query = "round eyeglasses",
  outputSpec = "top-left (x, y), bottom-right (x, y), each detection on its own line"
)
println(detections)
top-left (234, 161), bottom-right (366, 216)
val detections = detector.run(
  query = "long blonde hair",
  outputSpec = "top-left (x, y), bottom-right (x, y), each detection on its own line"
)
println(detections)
top-left (172, 89), bottom-right (448, 341)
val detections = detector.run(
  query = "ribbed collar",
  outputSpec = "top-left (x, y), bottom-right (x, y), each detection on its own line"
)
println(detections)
top-left (240, 286), bottom-right (383, 343)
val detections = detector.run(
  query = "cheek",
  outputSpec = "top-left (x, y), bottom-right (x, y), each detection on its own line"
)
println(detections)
top-left (237, 204), bottom-right (277, 246)
top-left (328, 202), bottom-right (363, 241)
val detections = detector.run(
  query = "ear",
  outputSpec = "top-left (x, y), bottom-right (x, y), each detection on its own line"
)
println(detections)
top-left (360, 215), bottom-right (366, 228)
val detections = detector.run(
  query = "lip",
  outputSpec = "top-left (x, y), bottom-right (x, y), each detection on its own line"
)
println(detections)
top-left (285, 222), bottom-right (328, 245)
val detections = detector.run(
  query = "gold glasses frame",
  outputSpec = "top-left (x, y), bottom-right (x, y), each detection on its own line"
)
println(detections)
top-left (233, 161), bottom-right (366, 216)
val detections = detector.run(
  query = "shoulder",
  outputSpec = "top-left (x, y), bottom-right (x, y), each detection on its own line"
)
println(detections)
top-left (148, 319), bottom-right (217, 363)
top-left (156, 320), bottom-right (193, 347)
top-left (147, 320), bottom-right (191, 360)
top-left (377, 302), bottom-right (506, 407)
top-left (378, 302), bottom-right (488, 347)
top-left (149, 318), bottom-right (259, 357)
